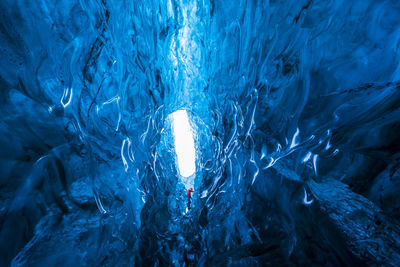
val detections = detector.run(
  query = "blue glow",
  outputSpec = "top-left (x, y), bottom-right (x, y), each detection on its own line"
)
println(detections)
top-left (1, 0), bottom-right (400, 266)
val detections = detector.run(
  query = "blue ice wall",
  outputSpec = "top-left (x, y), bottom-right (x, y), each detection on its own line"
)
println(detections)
top-left (1, 0), bottom-right (400, 265)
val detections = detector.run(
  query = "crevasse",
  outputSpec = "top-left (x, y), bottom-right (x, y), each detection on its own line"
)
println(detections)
top-left (1, 0), bottom-right (400, 265)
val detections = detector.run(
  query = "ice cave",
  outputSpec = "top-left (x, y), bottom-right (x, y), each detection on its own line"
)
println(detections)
top-left (1, 0), bottom-right (400, 266)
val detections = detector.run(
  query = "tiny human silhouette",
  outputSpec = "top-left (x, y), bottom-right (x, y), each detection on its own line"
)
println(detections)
top-left (187, 187), bottom-right (194, 210)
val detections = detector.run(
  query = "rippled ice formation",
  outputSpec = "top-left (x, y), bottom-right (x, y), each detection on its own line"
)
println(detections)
top-left (1, 0), bottom-right (400, 265)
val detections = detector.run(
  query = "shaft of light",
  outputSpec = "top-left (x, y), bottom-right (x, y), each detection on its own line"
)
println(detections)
top-left (171, 110), bottom-right (196, 178)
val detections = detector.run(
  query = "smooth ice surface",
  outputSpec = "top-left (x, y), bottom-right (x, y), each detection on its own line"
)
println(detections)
top-left (1, 0), bottom-right (400, 266)
top-left (171, 110), bottom-right (196, 179)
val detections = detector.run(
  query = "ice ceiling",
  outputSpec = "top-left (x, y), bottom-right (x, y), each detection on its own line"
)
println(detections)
top-left (1, 0), bottom-right (400, 265)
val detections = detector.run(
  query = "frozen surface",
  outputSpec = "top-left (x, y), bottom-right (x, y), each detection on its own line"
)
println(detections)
top-left (1, 0), bottom-right (400, 265)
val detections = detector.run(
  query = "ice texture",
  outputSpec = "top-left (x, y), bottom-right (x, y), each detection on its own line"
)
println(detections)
top-left (1, 0), bottom-right (400, 266)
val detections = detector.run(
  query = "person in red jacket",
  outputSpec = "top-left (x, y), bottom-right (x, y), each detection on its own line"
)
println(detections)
top-left (187, 188), bottom-right (194, 210)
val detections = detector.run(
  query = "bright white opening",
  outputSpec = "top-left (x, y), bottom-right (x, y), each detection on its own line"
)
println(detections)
top-left (171, 110), bottom-right (196, 178)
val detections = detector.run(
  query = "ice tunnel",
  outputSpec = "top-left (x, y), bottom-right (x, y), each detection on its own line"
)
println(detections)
top-left (1, 0), bottom-right (400, 265)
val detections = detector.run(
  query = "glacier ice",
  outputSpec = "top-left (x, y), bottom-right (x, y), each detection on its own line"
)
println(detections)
top-left (1, 0), bottom-right (400, 265)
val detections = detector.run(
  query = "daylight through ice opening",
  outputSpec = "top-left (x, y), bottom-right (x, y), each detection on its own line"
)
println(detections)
top-left (171, 110), bottom-right (196, 178)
